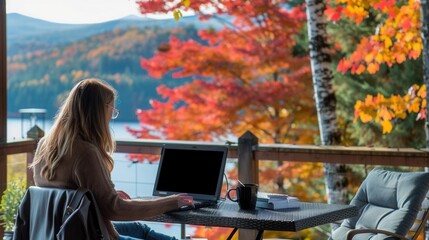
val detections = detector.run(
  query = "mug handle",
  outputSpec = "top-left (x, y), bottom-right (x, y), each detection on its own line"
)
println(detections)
top-left (226, 188), bottom-right (238, 202)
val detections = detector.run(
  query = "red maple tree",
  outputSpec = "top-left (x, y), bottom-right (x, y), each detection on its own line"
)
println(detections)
top-left (128, 0), bottom-right (317, 144)
top-left (128, 1), bottom-right (325, 238)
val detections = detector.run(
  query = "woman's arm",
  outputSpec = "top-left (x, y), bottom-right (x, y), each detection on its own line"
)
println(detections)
top-left (73, 143), bottom-right (192, 221)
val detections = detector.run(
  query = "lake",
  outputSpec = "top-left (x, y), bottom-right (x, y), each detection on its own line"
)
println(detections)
top-left (7, 117), bottom-right (141, 140)
top-left (7, 118), bottom-right (197, 238)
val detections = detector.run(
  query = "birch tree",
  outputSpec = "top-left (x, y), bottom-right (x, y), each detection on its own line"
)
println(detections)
top-left (306, 0), bottom-right (348, 208)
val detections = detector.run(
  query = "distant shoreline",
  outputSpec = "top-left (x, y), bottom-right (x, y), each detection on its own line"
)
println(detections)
top-left (7, 117), bottom-right (141, 140)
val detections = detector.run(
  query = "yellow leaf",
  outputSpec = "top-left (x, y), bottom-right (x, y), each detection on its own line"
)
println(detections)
top-left (404, 32), bottom-right (414, 41)
top-left (413, 42), bottom-right (422, 52)
top-left (375, 53), bottom-right (383, 63)
top-left (380, 107), bottom-right (393, 120)
top-left (364, 95), bottom-right (374, 105)
top-left (360, 113), bottom-right (373, 123)
top-left (364, 53), bottom-right (373, 63)
top-left (408, 98), bottom-right (421, 113)
top-left (395, 111), bottom-right (407, 119)
top-left (384, 37), bottom-right (392, 48)
top-left (395, 32), bottom-right (403, 40)
top-left (367, 62), bottom-right (379, 74)
top-left (417, 84), bottom-right (426, 98)
top-left (182, 0), bottom-right (191, 8)
top-left (376, 93), bottom-right (386, 103)
top-left (403, 94), bottom-right (410, 102)
top-left (355, 100), bottom-right (362, 109)
top-left (381, 119), bottom-right (393, 134)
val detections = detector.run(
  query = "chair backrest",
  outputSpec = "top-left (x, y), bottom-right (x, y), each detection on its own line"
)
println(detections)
top-left (331, 168), bottom-right (429, 240)
top-left (13, 186), bottom-right (110, 240)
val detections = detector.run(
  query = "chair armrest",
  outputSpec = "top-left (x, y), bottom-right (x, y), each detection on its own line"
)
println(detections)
top-left (347, 229), bottom-right (408, 240)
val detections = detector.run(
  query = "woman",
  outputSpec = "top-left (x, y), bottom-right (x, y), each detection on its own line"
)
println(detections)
top-left (30, 78), bottom-right (193, 240)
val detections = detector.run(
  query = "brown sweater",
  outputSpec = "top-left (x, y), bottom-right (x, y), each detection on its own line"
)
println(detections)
top-left (33, 137), bottom-right (179, 240)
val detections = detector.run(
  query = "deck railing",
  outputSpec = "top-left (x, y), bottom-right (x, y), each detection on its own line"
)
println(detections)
top-left (115, 131), bottom-right (429, 184)
top-left (3, 131), bottom-right (429, 190)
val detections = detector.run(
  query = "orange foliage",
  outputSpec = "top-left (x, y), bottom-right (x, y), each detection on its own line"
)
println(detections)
top-left (192, 227), bottom-right (235, 240)
top-left (329, 0), bottom-right (426, 133)
top-left (354, 84), bottom-right (426, 133)
top-left (329, 0), bottom-right (421, 75)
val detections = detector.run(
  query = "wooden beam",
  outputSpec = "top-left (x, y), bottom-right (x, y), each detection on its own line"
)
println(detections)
top-left (0, 0), bottom-right (7, 237)
top-left (1, 139), bottom-right (36, 155)
top-left (255, 144), bottom-right (429, 167)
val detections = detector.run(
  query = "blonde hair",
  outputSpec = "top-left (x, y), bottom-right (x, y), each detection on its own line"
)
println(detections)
top-left (31, 78), bottom-right (117, 180)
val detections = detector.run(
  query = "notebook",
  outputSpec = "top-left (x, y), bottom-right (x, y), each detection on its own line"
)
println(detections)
top-left (152, 144), bottom-right (228, 209)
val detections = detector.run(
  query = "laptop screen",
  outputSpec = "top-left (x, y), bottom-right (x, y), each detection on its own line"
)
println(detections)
top-left (153, 144), bottom-right (228, 202)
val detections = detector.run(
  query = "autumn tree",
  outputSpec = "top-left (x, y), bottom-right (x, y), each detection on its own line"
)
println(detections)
top-left (327, 0), bottom-right (429, 144)
top-left (325, 0), bottom-right (425, 146)
top-left (131, 1), bottom-right (315, 157)
top-left (130, 0), bottom-right (332, 238)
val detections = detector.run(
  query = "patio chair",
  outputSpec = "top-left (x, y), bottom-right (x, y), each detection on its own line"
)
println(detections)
top-left (331, 168), bottom-right (429, 240)
top-left (13, 186), bottom-right (110, 240)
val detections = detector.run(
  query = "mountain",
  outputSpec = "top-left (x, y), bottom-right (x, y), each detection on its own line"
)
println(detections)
top-left (6, 13), bottom-right (225, 121)
top-left (7, 13), bottom-right (87, 40)
top-left (7, 13), bottom-right (225, 55)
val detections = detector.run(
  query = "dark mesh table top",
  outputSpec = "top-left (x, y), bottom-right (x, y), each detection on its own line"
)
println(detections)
top-left (143, 200), bottom-right (358, 232)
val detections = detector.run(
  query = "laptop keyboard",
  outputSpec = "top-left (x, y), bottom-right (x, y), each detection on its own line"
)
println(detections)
top-left (175, 201), bottom-right (215, 211)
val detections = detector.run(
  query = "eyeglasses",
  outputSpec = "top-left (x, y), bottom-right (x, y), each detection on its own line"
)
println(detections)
top-left (111, 107), bottom-right (120, 120)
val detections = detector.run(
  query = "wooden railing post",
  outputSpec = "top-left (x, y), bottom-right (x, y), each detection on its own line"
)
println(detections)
top-left (26, 125), bottom-right (43, 187)
top-left (0, 0), bottom-right (7, 237)
top-left (238, 131), bottom-right (259, 184)
top-left (238, 131), bottom-right (259, 240)
top-left (26, 151), bottom-right (35, 187)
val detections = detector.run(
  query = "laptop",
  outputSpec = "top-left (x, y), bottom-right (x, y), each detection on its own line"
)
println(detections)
top-left (152, 144), bottom-right (228, 210)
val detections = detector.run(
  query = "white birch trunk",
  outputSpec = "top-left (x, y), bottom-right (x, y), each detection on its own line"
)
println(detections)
top-left (305, 0), bottom-right (348, 216)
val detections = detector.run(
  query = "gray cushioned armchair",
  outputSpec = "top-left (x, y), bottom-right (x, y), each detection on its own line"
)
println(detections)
top-left (331, 168), bottom-right (429, 240)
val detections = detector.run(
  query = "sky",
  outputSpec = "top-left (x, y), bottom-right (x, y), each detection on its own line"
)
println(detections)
top-left (6, 0), bottom-right (174, 24)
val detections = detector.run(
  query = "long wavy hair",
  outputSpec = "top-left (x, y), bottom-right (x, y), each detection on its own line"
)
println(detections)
top-left (31, 78), bottom-right (117, 180)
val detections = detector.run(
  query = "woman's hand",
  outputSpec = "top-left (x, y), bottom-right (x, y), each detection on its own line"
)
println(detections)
top-left (116, 190), bottom-right (131, 200)
top-left (175, 193), bottom-right (194, 208)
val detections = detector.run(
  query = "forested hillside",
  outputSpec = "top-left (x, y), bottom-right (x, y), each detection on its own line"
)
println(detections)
top-left (7, 14), bottom-right (218, 121)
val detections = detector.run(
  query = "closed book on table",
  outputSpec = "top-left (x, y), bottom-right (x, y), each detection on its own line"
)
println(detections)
top-left (256, 192), bottom-right (300, 210)
top-left (257, 192), bottom-right (288, 202)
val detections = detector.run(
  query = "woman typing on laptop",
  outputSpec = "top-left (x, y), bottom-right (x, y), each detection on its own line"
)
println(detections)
top-left (30, 78), bottom-right (194, 240)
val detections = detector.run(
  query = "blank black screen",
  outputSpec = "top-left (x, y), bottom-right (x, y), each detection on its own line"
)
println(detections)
top-left (156, 148), bottom-right (225, 195)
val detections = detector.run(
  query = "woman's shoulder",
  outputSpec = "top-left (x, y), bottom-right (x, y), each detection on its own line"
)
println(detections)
top-left (75, 138), bottom-right (98, 152)
top-left (74, 139), bottom-right (105, 164)
top-left (72, 139), bottom-right (111, 184)
top-left (73, 139), bottom-right (102, 162)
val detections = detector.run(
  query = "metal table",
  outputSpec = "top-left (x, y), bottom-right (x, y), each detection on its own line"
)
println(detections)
top-left (142, 200), bottom-right (358, 239)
